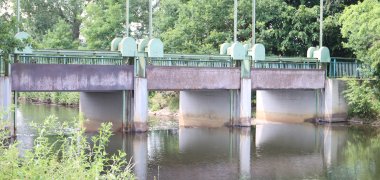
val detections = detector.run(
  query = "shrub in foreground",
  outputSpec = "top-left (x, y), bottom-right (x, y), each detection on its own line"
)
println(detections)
top-left (0, 115), bottom-right (135, 179)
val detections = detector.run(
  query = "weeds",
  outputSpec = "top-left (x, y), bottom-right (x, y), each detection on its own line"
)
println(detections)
top-left (0, 114), bottom-right (135, 179)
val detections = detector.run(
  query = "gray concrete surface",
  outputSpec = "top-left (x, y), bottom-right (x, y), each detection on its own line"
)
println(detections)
top-left (324, 79), bottom-right (348, 122)
top-left (239, 79), bottom-right (251, 126)
top-left (179, 90), bottom-right (232, 127)
top-left (11, 64), bottom-right (134, 91)
top-left (133, 78), bottom-right (148, 132)
top-left (80, 91), bottom-right (132, 132)
top-left (147, 66), bottom-right (241, 90)
top-left (251, 69), bottom-right (325, 90)
top-left (0, 77), bottom-right (13, 135)
top-left (256, 90), bottom-right (318, 123)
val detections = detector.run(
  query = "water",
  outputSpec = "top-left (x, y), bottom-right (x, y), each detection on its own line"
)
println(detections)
top-left (15, 103), bottom-right (380, 179)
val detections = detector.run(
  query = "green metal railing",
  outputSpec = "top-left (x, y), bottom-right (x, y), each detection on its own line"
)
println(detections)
top-left (11, 54), bottom-right (125, 65)
top-left (149, 54), bottom-right (232, 68)
top-left (33, 49), bottom-right (121, 56)
top-left (252, 57), bottom-right (319, 69)
top-left (9, 50), bottom-right (125, 65)
top-left (328, 58), bottom-right (370, 78)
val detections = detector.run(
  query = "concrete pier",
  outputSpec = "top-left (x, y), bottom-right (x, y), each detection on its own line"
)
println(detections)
top-left (239, 79), bottom-right (251, 126)
top-left (324, 79), bottom-right (348, 122)
top-left (0, 77), bottom-right (11, 117)
top-left (0, 77), bottom-right (13, 135)
top-left (179, 90), bottom-right (232, 127)
top-left (256, 90), bottom-right (318, 123)
top-left (80, 91), bottom-right (133, 132)
top-left (133, 78), bottom-right (148, 132)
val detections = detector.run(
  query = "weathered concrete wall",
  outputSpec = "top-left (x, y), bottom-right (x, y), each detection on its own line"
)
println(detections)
top-left (251, 69), bottom-right (325, 90)
top-left (80, 91), bottom-right (133, 132)
top-left (11, 64), bottom-right (326, 91)
top-left (324, 79), bottom-right (348, 122)
top-left (11, 64), bottom-right (134, 91)
top-left (179, 90), bottom-right (232, 127)
top-left (0, 77), bottom-right (11, 113)
top-left (0, 77), bottom-right (12, 134)
top-left (239, 79), bottom-right (251, 126)
top-left (133, 78), bottom-right (148, 132)
top-left (147, 66), bottom-right (240, 90)
top-left (256, 90), bottom-right (318, 123)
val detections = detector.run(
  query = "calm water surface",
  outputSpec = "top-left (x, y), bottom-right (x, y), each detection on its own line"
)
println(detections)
top-left (15, 103), bottom-right (380, 180)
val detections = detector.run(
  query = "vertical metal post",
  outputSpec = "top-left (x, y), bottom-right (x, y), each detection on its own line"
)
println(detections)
top-left (149, 0), bottom-right (153, 39)
top-left (122, 90), bottom-right (126, 131)
top-left (17, 0), bottom-right (20, 32)
top-left (126, 0), bottom-right (130, 37)
top-left (252, 0), bottom-right (256, 45)
top-left (234, 0), bottom-right (238, 42)
top-left (320, 0), bottom-right (323, 47)
top-left (13, 91), bottom-right (17, 135)
top-left (333, 58), bottom-right (336, 78)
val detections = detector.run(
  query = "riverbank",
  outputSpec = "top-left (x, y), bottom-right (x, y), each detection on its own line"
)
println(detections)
top-left (19, 92), bottom-right (79, 107)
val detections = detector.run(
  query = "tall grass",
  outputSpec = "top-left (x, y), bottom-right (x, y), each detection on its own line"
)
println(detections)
top-left (0, 114), bottom-right (135, 179)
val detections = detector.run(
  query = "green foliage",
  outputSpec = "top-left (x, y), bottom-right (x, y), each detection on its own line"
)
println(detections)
top-left (20, 92), bottom-right (79, 106)
top-left (0, 17), bottom-right (21, 56)
top-left (155, 0), bottom-right (350, 56)
top-left (40, 19), bottom-right (79, 49)
top-left (340, 132), bottom-right (380, 179)
top-left (343, 80), bottom-right (380, 121)
top-left (20, 0), bottom-right (85, 42)
top-left (149, 92), bottom-right (179, 112)
top-left (82, 0), bottom-right (125, 50)
top-left (82, 0), bottom-right (150, 50)
top-left (0, 115), bottom-right (135, 179)
top-left (340, 0), bottom-right (380, 72)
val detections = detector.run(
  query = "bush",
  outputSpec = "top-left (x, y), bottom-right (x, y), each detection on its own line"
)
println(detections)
top-left (344, 79), bottom-right (380, 122)
top-left (0, 115), bottom-right (135, 179)
top-left (149, 91), bottom-right (179, 113)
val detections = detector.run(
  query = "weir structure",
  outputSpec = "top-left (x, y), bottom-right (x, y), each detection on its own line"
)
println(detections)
top-left (0, 32), bottom-right (368, 135)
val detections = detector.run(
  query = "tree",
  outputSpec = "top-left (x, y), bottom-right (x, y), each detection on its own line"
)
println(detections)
top-left (0, 17), bottom-right (20, 56)
top-left (82, 0), bottom-right (151, 50)
top-left (0, 1), bottom-right (24, 75)
top-left (40, 19), bottom-right (79, 49)
top-left (156, 0), bottom-right (235, 54)
top-left (20, 0), bottom-right (85, 42)
top-left (340, 0), bottom-right (380, 72)
top-left (156, 0), bottom-right (322, 56)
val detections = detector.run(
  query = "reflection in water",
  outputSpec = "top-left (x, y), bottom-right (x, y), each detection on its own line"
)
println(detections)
top-left (15, 103), bottom-right (380, 179)
top-left (15, 103), bottom-right (79, 154)
top-left (239, 128), bottom-right (251, 179)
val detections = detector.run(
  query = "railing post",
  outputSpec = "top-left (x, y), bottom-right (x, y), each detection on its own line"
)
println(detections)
top-left (333, 58), bottom-right (336, 78)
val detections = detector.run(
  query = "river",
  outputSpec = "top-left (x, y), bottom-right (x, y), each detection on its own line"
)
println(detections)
top-left (14, 103), bottom-right (380, 179)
